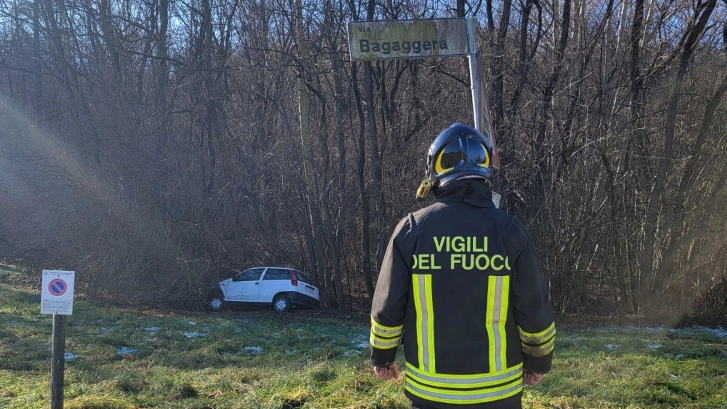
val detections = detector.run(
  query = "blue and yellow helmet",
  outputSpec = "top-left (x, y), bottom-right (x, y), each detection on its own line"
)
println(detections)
top-left (417, 123), bottom-right (493, 200)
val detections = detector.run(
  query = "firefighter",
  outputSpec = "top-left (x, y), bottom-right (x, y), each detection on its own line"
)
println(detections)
top-left (370, 123), bottom-right (556, 409)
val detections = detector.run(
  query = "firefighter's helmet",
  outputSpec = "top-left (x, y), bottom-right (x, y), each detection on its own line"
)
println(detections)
top-left (416, 123), bottom-right (493, 200)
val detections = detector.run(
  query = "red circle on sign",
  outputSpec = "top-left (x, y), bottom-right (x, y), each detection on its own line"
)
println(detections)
top-left (48, 278), bottom-right (67, 296)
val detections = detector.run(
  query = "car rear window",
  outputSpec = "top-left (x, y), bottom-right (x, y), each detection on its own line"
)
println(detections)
top-left (296, 271), bottom-right (313, 284)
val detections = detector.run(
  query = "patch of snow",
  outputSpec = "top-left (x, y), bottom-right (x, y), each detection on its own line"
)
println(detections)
top-left (117, 347), bottom-right (137, 355)
top-left (648, 344), bottom-right (662, 350)
top-left (351, 334), bottom-right (368, 349)
top-left (704, 327), bottom-right (727, 338)
top-left (185, 331), bottom-right (208, 338)
top-left (64, 353), bottom-right (77, 360)
top-left (243, 346), bottom-right (262, 354)
top-left (670, 326), bottom-right (727, 338)
top-left (605, 344), bottom-right (619, 350)
top-left (146, 326), bottom-right (161, 333)
top-left (627, 325), bottom-right (664, 333)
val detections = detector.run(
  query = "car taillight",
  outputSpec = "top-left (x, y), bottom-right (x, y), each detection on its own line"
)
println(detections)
top-left (290, 270), bottom-right (298, 286)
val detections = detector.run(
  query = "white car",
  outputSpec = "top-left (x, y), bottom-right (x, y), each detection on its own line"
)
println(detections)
top-left (206, 267), bottom-right (320, 312)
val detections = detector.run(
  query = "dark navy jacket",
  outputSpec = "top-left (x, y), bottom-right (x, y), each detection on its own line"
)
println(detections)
top-left (370, 179), bottom-right (555, 409)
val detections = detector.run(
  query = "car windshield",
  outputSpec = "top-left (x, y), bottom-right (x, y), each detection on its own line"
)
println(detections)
top-left (234, 268), bottom-right (264, 281)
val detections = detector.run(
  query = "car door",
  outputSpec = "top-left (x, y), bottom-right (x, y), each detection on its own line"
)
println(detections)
top-left (257, 268), bottom-right (292, 303)
top-left (226, 268), bottom-right (264, 302)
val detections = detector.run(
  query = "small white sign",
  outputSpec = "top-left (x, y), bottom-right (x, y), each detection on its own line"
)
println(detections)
top-left (348, 18), bottom-right (470, 61)
top-left (41, 270), bottom-right (75, 315)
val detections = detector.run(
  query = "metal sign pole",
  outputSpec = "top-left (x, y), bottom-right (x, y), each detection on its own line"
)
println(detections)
top-left (467, 17), bottom-right (481, 133)
top-left (51, 314), bottom-right (66, 409)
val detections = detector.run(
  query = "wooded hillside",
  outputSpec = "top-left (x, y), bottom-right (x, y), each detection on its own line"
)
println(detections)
top-left (1, 0), bottom-right (726, 320)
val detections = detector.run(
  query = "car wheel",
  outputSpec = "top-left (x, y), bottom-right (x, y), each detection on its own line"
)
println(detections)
top-left (207, 291), bottom-right (225, 312)
top-left (272, 294), bottom-right (291, 312)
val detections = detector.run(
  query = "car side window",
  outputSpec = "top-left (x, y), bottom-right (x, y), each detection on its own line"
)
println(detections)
top-left (262, 268), bottom-right (290, 280)
top-left (234, 268), bottom-right (264, 282)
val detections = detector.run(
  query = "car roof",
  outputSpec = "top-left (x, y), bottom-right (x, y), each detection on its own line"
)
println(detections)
top-left (248, 266), bottom-right (300, 270)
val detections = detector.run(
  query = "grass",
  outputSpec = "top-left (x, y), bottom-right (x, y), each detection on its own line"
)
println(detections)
top-left (1, 264), bottom-right (726, 409)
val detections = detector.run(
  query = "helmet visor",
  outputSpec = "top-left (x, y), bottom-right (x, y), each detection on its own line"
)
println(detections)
top-left (465, 135), bottom-right (491, 169)
top-left (433, 135), bottom-right (490, 176)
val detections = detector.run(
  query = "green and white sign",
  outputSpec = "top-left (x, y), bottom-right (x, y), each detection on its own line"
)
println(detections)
top-left (346, 17), bottom-right (500, 171)
top-left (348, 18), bottom-right (470, 61)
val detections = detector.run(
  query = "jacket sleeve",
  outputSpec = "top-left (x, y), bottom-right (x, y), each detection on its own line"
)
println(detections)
top-left (370, 216), bottom-right (412, 367)
top-left (508, 218), bottom-right (556, 374)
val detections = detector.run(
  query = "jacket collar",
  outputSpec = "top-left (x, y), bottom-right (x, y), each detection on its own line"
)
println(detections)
top-left (435, 179), bottom-right (494, 208)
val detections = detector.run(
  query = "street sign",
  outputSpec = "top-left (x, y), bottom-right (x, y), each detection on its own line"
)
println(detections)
top-left (347, 17), bottom-right (500, 171)
top-left (41, 270), bottom-right (75, 315)
top-left (348, 18), bottom-right (470, 61)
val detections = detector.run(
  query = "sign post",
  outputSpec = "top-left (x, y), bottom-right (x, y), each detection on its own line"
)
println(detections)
top-left (41, 270), bottom-right (75, 409)
top-left (347, 17), bottom-right (500, 171)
